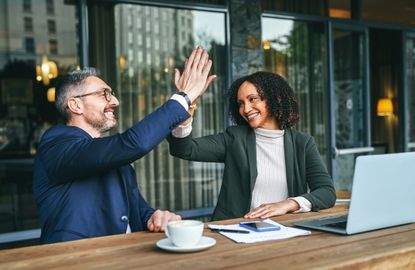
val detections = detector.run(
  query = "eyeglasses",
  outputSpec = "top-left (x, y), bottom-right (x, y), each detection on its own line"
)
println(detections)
top-left (73, 88), bottom-right (116, 102)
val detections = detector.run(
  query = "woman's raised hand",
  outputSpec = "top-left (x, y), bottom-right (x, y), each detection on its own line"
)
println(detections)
top-left (174, 46), bottom-right (216, 104)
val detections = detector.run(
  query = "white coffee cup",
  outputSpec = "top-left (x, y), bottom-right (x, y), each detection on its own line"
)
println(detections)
top-left (165, 220), bottom-right (204, 247)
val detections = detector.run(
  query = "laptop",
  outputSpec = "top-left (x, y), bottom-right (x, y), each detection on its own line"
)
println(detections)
top-left (294, 152), bottom-right (415, 235)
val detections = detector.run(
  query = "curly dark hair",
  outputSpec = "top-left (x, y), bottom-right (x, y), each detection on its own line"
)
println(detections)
top-left (227, 71), bottom-right (299, 129)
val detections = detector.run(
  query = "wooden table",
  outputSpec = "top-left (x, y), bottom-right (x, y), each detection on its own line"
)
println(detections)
top-left (1, 205), bottom-right (415, 269)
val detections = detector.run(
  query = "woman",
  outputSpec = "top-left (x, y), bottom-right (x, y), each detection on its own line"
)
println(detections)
top-left (169, 71), bottom-right (336, 221)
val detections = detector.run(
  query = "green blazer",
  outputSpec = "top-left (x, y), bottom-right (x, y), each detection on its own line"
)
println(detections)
top-left (168, 125), bottom-right (336, 221)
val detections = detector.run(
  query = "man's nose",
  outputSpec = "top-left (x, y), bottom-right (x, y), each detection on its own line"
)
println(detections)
top-left (110, 95), bottom-right (120, 106)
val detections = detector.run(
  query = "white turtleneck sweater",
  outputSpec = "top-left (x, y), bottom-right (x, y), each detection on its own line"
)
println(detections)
top-left (251, 128), bottom-right (311, 212)
top-left (172, 123), bottom-right (311, 213)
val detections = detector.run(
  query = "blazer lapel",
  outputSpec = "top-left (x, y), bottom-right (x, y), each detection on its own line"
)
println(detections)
top-left (284, 129), bottom-right (295, 196)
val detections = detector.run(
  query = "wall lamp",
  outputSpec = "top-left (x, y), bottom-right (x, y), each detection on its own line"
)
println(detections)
top-left (36, 56), bottom-right (58, 85)
top-left (47, 87), bottom-right (55, 102)
top-left (377, 98), bottom-right (393, 116)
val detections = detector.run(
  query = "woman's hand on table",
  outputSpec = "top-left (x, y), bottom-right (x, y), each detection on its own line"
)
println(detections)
top-left (244, 199), bottom-right (300, 219)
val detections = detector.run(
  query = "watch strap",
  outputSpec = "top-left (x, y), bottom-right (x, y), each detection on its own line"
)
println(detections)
top-left (177, 92), bottom-right (192, 106)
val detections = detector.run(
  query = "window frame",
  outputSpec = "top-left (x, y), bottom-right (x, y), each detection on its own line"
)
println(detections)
top-left (47, 19), bottom-right (57, 34)
top-left (24, 37), bottom-right (35, 53)
top-left (24, 17), bottom-right (33, 33)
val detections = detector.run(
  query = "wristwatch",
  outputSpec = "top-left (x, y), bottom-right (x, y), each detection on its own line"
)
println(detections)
top-left (177, 92), bottom-right (192, 106)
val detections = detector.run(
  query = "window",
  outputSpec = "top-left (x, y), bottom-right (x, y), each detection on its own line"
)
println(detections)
top-left (113, 4), bottom-right (227, 214)
top-left (0, 0), bottom-right (78, 237)
top-left (146, 36), bottom-right (151, 48)
top-left (137, 34), bottom-right (143, 46)
top-left (127, 14), bottom-right (132, 27)
top-left (262, 17), bottom-right (328, 163)
top-left (47, 19), bottom-right (56, 34)
top-left (155, 55), bottom-right (160, 67)
top-left (24, 37), bottom-right (35, 53)
top-left (23, 0), bottom-right (31, 12)
top-left (406, 37), bottom-right (415, 150)
top-left (162, 39), bottom-right (168, 51)
top-left (146, 52), bottom-right (151, 65)
top-left (46, 0), bottom-right (55, 15)
top-left (163, 24), bottom-right (168, 35)
top-left (128, 49), bottom-right (133, 61)
top-left (24, 17), bottom-right (33, 32)
top-left (49, 39), bottom-right (58, 54)
top-left (127, 49), bottom-right (134, 62)
top-left (138, 51), bottom-right (143, 63)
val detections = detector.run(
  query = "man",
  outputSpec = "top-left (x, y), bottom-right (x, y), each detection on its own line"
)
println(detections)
top-left (33, 47), bottom-right (215, 243)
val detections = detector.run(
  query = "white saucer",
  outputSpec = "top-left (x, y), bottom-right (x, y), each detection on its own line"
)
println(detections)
top-left (156, 236), bottom-right (216, 253)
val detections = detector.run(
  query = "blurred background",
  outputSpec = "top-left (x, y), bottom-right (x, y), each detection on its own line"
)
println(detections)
top-left (0, 0), bottom-right (414, 247)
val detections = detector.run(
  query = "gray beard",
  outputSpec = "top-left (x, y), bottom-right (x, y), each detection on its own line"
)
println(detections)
top-left (85, 114), bottom-right (117, 135)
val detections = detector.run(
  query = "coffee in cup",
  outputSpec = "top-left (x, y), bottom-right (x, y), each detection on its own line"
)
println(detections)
top-left (165, 220), bottom-right (204, 247)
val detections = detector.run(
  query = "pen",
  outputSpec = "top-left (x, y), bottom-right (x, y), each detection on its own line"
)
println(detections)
top-left (210, 228), bottom-right (250, 234)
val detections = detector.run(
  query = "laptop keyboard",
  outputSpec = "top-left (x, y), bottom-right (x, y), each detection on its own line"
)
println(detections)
top-left (325, 221), bottom-right (348, 229)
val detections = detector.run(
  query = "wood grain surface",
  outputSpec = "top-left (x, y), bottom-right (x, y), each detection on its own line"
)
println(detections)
top-left (1, 205), bottom-right (414, 270)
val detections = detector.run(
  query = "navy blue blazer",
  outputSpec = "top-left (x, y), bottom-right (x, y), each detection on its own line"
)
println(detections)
top-left (33, 100), bottom-right (189, 244)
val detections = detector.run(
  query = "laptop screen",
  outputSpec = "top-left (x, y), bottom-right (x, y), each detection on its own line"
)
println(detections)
top-left (346, 152), bottom-right (415, 234)
top-left (294, 152), bottom-right (415, 235)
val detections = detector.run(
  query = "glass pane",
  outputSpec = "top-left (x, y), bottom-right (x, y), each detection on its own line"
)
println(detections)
top-left (363, 0), bottom-right (415, 27)
top-left (262, 18), bottom-right (329, 164)
top-left (407, 37), bottom-right (415, 151)
top-left (328, 0), bottom-right (351, 19)
top-left (369, 29), bottom-right (400, 154)
top-left (334, 31), bottom-right (365, 149)
top-left (114, 4), bottom-right (226, 212)
top-left (261, 0), bottom-right (327, 16)
top-left (333, 30), bottom-right (366, 192)
top-left (0, 0), bottom-right (79, 233)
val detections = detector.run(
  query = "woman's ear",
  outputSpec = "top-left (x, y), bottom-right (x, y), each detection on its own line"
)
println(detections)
top-left (67, 98), bottom-right (83, 114)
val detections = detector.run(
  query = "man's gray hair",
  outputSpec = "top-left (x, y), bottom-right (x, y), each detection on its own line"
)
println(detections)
top-left (55, 67), bottom-right (100, 122)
